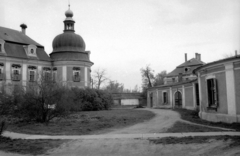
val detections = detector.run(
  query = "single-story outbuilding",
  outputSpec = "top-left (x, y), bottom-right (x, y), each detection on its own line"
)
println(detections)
top-left (111, 93), bottom-right (142, 106)
top-left (148, 79), bottom-right (199, 110)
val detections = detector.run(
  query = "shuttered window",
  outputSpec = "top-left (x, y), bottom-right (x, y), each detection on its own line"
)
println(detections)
top-left (207, 78), bottom-right (218, 107)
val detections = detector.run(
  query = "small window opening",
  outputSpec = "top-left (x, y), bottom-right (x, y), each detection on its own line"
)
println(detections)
top-left (163, 92), bottom-right (168, 104)
top-left (29, 71), bottom-right (35, 82)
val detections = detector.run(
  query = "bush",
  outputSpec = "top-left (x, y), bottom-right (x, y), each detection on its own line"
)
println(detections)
top-left (0, 87), bottom-right (14, 135)
top-left (0, 120), bottom-right (7, 136)
top-left (1, 80), bottom-right (113, 124)
top-left (70, 88), bottom-right (113, 111)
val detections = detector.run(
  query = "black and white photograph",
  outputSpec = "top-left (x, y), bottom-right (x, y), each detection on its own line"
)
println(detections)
top-left (0, 0), bottom-right (240, 155)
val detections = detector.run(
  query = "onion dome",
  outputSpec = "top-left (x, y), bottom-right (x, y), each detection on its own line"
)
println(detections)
top-left (65, 8), bottom-right (73, 17)
top-left (50, 6), bottom-right (91, 63)
top-left (52, 32), bottom-right (86, 52)
top-left (51, 5), bottom-right (86, 53)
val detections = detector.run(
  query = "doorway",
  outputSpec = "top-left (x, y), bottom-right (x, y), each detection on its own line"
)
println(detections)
top-left (174, 91), bottom-right (182, 108)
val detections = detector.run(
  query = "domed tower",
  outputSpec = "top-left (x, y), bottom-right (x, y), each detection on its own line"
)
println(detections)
top-left (50, 6), bottom-right (93, 87)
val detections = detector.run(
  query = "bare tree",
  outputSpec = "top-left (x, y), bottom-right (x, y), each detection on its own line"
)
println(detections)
top-left (153, 70), bottom-right (167, 86)
top-left (16, 72), bottom-right (69, 123)
top-left (104, 80), bottom-right (124, 93)
top-left (93, 69), bottom-right (108, 89)
top-left (140, 65), bottom-right (155, 88)
top-left (132, 85), bottom-right (140, 93)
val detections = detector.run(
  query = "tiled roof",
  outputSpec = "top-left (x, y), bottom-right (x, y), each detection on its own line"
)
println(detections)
top-left (167, 65), bottom-right (201, 77)
top-left (4, 42), bottom-right (51, 61)
top-left (177, 58), bottom-right (205, 67)
top-left (166, 58), bottom-right (205, 77)
top-left (50, 52), bottom-right (93, 63)
top-left (193, 55), bottom-right (240, 73)
top-left (0, 26), bottom-right (50, 61)
top-left (0, 26), bottom-right (43, 47)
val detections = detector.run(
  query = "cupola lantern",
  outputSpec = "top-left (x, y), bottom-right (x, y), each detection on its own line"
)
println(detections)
top-left (64, 5), bottom-right (75, 32)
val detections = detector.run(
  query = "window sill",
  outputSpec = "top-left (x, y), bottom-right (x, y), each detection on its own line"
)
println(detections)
top-left (207, 106), bottom-right (218, 111)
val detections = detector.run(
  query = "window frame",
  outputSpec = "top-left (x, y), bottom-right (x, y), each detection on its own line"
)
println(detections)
top-left (73, 67), bottom-right (81, 82)
top-left (43, 67), bottom-right (51, 82)
top-left (162, 91), bottom-right (168, 104)
top-left (11, 64), bottom-right (21, 81)
top-left (206, 77), bottom-right (218, 109)
top-left (0, 63), bottom-right (4, 80)
top-left (29, 70), bottom-right (35, 82)
top-left (52, 67), bottom-right (57, 81)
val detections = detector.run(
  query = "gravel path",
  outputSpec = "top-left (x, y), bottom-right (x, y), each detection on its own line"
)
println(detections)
top-left (106, 108), bottom-right (181, 134)
top-left (1, 108), bottom-right (240, 156)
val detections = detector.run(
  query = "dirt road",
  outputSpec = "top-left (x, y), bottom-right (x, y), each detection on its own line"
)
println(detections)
top-left (1, 108), bottom-right (240, 156)
top-left (42, 108), bottom-right (240, 156)
top-left (104, 108), bottom-right (180, 134)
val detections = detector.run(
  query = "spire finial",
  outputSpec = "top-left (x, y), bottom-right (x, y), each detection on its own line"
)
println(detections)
top-left (68, 0), bottom-right (70, 9)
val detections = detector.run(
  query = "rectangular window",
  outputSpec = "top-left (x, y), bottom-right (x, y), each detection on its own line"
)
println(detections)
top-left (13, 69), bottom-right (19, 75)
top-left (53, 72), bottom-right (56, 81)
top-left (172, 78), bottom-right (175, 82)
top-left (73, 71), bottom-right (80, 82)
top-left (44, 72), bottom-right (51, 81)
top-left (74, 72), bottom-right (79, 77)
top-left (29, 71), bottom-right (35, 82)
top-left (0, 68), bottom-right (3, 80)
top-left (207, 78), bottom-right (218, 107)
top-left (11, 65), bottom-right (21, 81)
top-left (163, 92), bottom-right (168, 104)
top-left (0, 44), bottom-right (2, 52)
top-left (12, 69), bottom-right (21, 81)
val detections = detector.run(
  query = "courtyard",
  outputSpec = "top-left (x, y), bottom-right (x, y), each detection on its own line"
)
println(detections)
top-left (1, 108), bottom-right (240, 156)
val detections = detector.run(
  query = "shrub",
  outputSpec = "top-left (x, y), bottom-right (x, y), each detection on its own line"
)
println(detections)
top-left (12, 78), bottom-right (70, 123)
top-left (70, 88), bottom-right (113, 111)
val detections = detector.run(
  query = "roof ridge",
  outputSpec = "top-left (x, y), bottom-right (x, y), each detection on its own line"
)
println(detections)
top-left (0, 26), bottom-right (43, 46)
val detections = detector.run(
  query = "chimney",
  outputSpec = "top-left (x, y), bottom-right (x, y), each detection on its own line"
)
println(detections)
top-left (185, 53), bottom-right (187, 62)
top-left (20, 23), bottom-right (27, 35)
top-left (195, 53), bottom-right (201, 61)
top-left (235, 50), bottom-right (238, 56)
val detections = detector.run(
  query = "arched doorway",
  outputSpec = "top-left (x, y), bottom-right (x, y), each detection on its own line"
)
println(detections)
top-left (174, 91), bottom-right (182, 108)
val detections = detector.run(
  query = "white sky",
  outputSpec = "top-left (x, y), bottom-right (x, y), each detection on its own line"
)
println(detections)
top-left (1, 0), bottom-right (239, 90)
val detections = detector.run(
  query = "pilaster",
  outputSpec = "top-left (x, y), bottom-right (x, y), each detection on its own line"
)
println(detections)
top-left (225, 63), bottom-right (236, 115)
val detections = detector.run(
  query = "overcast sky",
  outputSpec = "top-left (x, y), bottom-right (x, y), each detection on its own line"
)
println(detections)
top-left (1, 0), bottom-right (239, 90)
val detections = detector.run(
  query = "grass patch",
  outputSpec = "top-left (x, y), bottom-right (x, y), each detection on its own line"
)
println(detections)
top-left (166, 121), bottom-right (228, 133)
top-left (149, 135), bottom-right (240, 146)
top-left (8, 109), bottom-right (155, 135)
top-left (173, 108), bottom-right (240, 131)
top-left (0, 136), bottom-right (67, 155)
